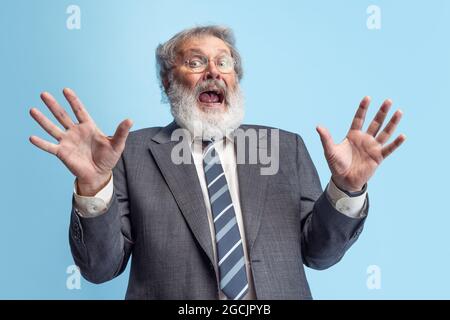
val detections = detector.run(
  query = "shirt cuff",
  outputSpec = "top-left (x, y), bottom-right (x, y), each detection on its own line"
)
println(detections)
top-left (73, 176), bottom-right (114, 218)
top-left (326, 179), bottom-right (367, 218)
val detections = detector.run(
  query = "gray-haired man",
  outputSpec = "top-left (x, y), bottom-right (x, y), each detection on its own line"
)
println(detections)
top-left (29, 26), bottom-right (405, 299)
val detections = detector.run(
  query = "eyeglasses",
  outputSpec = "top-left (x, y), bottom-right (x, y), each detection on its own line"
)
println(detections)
top-left (182, 54), bottom-right (236, 74)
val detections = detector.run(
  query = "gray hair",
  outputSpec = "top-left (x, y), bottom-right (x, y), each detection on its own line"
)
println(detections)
top-left (156, 25), bottom-right (243, 94)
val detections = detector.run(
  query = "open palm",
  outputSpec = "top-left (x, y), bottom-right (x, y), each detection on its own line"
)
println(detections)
top-left (316, 97), bottom-right (406, 192)
top-left (29, 88), bottom-right (133, 195)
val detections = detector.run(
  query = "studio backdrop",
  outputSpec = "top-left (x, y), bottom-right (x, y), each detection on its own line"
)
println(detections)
top-left (1, 0), bottom-right (448, 299)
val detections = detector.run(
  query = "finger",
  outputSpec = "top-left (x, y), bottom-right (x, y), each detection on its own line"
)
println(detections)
top-left (29, 108), bottom-right (64, 141)
top-left (316, 125), bottom-right (335, 155)
top-left (349, 96), bottom-right (371, 131)
top-left (366, 99), bottom-right (392, 136)
top-left (29, 135), bottom-right (58, 155)
top-left (62, 88), bottom-right (93, 123)
top-left (381, 134), bottom-right (406, 159)
top-left (111, 119), bottom-right (133, 152)
top-left (376, 109), bottom-right (403, 145)
top-left (40, 92), bottom-right (74, 130)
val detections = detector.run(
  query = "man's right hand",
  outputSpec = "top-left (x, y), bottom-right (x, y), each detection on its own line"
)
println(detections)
top-left (29, 88), bottom-right (133, 196)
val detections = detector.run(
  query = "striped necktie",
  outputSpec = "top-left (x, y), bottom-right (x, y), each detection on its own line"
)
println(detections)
top-left (202, 140), bottom-right (249, 300)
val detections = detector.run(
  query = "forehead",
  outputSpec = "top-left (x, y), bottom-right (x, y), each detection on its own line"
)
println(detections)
top-left (178, 35), bottom-right (231, 57)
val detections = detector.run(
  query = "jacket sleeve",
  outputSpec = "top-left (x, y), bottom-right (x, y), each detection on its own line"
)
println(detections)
top-left (68, 154), bottom-right (133, 284)
top-left (296, 134), bottom-right (369, 270)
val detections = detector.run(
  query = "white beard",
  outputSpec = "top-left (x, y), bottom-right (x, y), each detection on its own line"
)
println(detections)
top-left (167, 78), bottom-right (245, 141)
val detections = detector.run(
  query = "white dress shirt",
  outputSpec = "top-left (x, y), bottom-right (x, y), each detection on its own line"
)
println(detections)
top-left (73, 135), bottom-right (367, 300)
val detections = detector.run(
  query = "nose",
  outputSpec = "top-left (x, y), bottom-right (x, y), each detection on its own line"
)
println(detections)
top-left (202, 60), bottom-right (222, 81)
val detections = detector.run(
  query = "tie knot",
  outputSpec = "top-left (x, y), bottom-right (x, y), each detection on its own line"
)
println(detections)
top-left (203, 141), bottom-right (221, 162)
top-left (202, 139), bottom-right (215, 152)
top-left (202, 140), bottom-right (212, 147)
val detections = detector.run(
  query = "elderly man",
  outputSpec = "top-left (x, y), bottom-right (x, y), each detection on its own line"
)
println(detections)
top-left (29, 25), bottom-right (405, 300)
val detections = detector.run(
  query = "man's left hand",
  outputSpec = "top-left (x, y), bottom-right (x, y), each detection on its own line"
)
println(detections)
top-left (316, 96), bottom-right (406, 193)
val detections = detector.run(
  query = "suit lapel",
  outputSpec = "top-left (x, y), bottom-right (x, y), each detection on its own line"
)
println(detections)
top-left (235, 126), bottom-right (270, 252)
top-left (148, 122), bottom-right (214, 266)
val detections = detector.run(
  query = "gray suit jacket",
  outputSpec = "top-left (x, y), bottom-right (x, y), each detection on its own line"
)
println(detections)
top-left (69, 122), bottom-right (368, 299)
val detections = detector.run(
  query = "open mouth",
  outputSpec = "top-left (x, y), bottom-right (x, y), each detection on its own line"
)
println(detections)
top-left (198, 89), bottom-right (225, 105)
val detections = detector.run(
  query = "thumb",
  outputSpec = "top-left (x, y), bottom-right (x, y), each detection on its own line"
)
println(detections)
top-left (111, 119), bottom-right (133, 152)
top-left (316, 125), bottom-right (335, 154)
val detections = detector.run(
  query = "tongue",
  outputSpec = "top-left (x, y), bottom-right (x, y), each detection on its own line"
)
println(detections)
top-left (199, 92), bottom-right (220, 103)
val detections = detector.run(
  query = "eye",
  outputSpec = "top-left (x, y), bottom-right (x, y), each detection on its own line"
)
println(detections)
top-left (217, 56), bottom-right (233, 69)
top-left (187, 58), bottom-right (204, 69)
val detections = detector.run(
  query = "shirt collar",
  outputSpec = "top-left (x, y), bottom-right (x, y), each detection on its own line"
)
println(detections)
top-left (187, 130), bottom-right (236, 146)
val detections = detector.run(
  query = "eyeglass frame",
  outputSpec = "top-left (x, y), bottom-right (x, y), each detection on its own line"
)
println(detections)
top-left (180, 53), bottom-right (237, 74)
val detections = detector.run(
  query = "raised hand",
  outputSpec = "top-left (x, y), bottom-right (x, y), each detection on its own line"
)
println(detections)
top-left (316, 96), bottom-right (406, 192)
top-left (29, 88), bottom-right (133, 196)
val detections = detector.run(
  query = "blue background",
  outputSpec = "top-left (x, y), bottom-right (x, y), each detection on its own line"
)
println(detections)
top-left (1, 0), bottom-right (449, 299)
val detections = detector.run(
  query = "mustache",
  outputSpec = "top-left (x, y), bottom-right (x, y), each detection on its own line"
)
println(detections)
top-left (194, 79), bottom-right (229, 97)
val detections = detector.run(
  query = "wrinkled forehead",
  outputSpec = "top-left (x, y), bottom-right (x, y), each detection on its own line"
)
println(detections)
top-left (177, 35), bottom-right (232, 58)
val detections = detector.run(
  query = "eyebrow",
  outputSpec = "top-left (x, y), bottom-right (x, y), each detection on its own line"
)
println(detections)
top-left (183, 48), bottom-right (231, 56)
